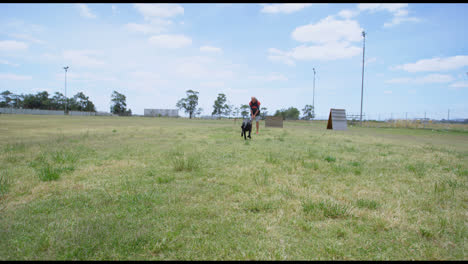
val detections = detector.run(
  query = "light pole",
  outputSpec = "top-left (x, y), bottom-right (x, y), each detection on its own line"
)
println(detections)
top-left (360, 30), bottom-right (366, 126)
top-left (313, 68), bottom-right (316, 119)
top-left (63, 66), bottom-right (69, 114)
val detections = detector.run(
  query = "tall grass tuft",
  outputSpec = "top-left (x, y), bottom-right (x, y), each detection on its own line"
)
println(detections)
top-left (171, 153), bottom-right (201, 172)
top-left (356, 199), bottom-right (379, 210)
top-left (0, 170), bottom-right (11, 198)
top-left (324, 155), bottom-right (336, 163)
top-left (3, 142), bottom-right (26, 153)
top-left (406, 162), bottom-right (426, 177)
top-left (253, 168), bottom-right (270, 186)
top-left (265, 152), bottom-right (280, 164)
top-left (38, 164), bottom-right (61, 181)
top-left (157, 175), bottom-right (175, 184)
top-left (51, 150), bottom-right (78, 164)
top-left (302, 200), bottom-right (352, 219)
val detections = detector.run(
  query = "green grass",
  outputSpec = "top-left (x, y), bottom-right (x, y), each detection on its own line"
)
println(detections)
top-left (355, 199), bottom-right (379, 210)
top-left (302, 200), bottom-right (352, 219)
top-left (0, 115), bottom-right (467, 260)
top-left (0, 170), bottom-right (11, 198)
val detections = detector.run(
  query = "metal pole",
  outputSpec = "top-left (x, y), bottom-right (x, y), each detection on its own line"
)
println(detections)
top-left (424, 111), bottom-right (426, 128)
top-left (64, 66), bottom-right (69, 114)
top-left (313, 68), bottom-right (316, 120)
top-left (406, 112), bottom-right (408, 128)
top-left (360, 31), bottom-right (366, 126)
top-left (447, 109), bottom-right (450, 121)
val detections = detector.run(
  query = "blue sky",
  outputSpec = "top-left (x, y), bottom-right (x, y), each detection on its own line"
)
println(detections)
top-left (1, 3), bottom-right (467, 119)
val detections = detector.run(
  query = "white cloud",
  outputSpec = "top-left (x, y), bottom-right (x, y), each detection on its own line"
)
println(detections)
top-left (260, 4), bottom-right (313, 14)
top-left (337, 9), bottom-right (358, 19)
top-left (124, 23), bottom-right (154, 34)
top-left (133, 4), bottom-right (184, 19)
top-left (269, 16), bottom-right (363, 65)
top-left (290, 42), bottom-right (361, 61)
top-left (124, 19), bottom-right (172, 34)
top-left (175, 56), bottom-right (235, 80)
top-left (358, 3), bottom-right (420, 28)
top-left (200, 81), bottom-right (225, 88)
top-left (0, 73), bottom-right (32, 81)
top-left (112, 5), bottom-right (118, 15)
top-left (358, 3), bottom-right (408, 13)
top-left (384, 90), bottom-right (392, 94)
top-left (0, 40), bottom-right (28, 51)
top-left (366, 57), bottom-right (377, 64)
top-left (267, 48), bottom-right (295, 66)
top-left (63, 50), bottom-right (105, 68)
top-left (386, 74), bottom-right (454, 84)
top-left (268, 42), bottom-right (361, 64)
top-left (55, 72), bottom-right (117, 83)
top-left (200, 46), bottom-right (222, 53)
top-left (0, 59), bottom-right (19, 67)
top-left (148, 34), bottom-right (192, 48)
top-left (249, 73), bottom-right (288, 81)
top-left (384, 16), bottom-right (420, 28)
top-left (77, 4), bottom-right (97, 19)
top-left (292, 16), bottom-right (363, 44)
top-left (394, 56), bottom-right (468, 72)
top-left (450, 81), bottom-right (468, 88)
top-left (9, 33), bottom-right (44, 44)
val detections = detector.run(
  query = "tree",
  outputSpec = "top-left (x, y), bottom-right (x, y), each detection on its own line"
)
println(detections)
top-left (51, 92), bottom-right (66, 110)
top-left (110, 91), bottom-right (128, 116)
top-left (73, 92), bottom-right (96, 112)
top-left (233, 107), bottom-right (240, 118)
top-left (224, 104), bottom-right (233, 118)
top-left (260, 107), bottom-right (268, 120)
top-left (212, 93), bottom-right (229, 119)
top-left (21, 91), bottom-right (51, 110)
top-left (302, 104), bottom-right (315, 120)
top-left (0, 90), bottom-right (13, 107)
top-left (274, 107), bottom-right (300, 120)
top-left (176, 90), bottom-right (199, 119)
top-left (11, 94), bottom-right (23, 108)
top-left (195, 107), bottom-right (203, 118)
top-left (240, 104), bottom-right (250, 118)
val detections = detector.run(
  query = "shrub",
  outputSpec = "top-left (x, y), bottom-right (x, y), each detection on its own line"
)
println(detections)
top-left (324, 156), bottom-right (336, 163)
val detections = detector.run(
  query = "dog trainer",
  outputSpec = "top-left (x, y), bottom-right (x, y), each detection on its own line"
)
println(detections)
top-left (249, 96), bottom-right (261, 134)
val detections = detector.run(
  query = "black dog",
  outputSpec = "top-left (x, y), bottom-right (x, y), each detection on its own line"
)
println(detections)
top-left (241, 119), bottom-right (252, 140)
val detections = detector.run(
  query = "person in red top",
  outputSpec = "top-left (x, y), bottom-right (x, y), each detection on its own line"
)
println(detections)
top-left (249, 96), bottom-right (261, 134)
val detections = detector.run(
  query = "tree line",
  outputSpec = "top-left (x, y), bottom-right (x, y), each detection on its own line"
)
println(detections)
top-left (0, 90), bottom-right (133, 116)
top-left (1, 88), bottom-right (315, 119)
top-left (0, 90), bottom-right (96, 112)
top-left (176, 89), bottom-right (316, 120)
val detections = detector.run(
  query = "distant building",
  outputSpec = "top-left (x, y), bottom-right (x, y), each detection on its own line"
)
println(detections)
top-left (144, 109), bottom-right (179, 117)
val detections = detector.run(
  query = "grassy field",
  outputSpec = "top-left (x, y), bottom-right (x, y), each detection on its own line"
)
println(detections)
top-left (0, 115), bottom-right (467, 260)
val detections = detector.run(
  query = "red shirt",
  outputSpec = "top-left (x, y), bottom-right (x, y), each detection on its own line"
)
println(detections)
top-left (249, 100), bottom-right (260, 114)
